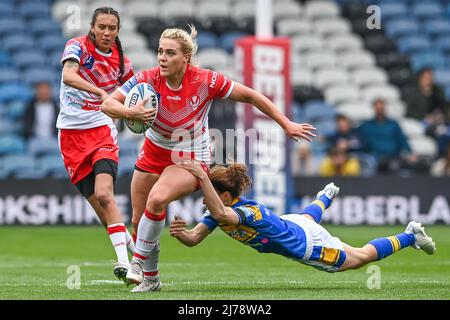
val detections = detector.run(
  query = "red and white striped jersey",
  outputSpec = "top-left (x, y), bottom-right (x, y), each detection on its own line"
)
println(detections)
top-left (57, 35), bottom-right (133, 129)
top-left (118, 65), bottom-right (234, 162)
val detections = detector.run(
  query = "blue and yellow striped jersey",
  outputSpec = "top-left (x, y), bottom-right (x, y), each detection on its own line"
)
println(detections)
top-left (200, 197), bottom-right (307, 260)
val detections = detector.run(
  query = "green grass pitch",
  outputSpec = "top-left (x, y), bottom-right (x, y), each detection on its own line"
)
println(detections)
top-left (0, 225), bottom-right (449, 300)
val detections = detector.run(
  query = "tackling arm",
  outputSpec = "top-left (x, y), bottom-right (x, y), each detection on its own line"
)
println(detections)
top-left (169, 217), bottom-right (211, 247)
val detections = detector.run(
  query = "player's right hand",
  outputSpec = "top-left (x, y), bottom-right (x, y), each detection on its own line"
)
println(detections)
top-left (169, 215), bottom-right (187, 237)
top-left (128, 98), bottom-right (156, 122)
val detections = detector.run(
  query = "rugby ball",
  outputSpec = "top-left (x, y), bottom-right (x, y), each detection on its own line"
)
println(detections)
top-left (124, 82), bottom-right (159, 134)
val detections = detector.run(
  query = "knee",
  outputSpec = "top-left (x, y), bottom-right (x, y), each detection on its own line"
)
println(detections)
top-left (95, 188), bottom-right (114, 208)
top-left (147, 191), bottom-right (169, 213)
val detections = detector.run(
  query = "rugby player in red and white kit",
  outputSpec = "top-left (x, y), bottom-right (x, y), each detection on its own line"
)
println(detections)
top-left (102, 25), bottom-right (317, 292)
top-left (57, 7), bottom-right (154, 282)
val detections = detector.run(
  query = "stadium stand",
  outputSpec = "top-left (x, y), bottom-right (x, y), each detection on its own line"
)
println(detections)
top-left (1, 0), bottom-right (449, 178)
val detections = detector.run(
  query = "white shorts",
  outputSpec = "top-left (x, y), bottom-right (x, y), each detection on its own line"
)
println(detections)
top-left (280, 214), bottom-right (347, 272)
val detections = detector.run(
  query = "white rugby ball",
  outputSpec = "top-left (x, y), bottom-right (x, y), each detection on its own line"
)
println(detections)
top-left (124, 82), bottom-right (159, 134)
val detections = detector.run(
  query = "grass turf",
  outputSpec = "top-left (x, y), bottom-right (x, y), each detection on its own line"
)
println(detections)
top-left (0, 225), bottom-right (449, 300)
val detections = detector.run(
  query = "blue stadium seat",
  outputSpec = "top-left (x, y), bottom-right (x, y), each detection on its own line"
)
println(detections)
top-left (0, 19), bottom-right (26, 37)
top-left (435, 35), bottom-right (450, 53)
top-left (303, 100), bottom-right (336, 122)
top-left (0, 51), bottom-right (10, 66)
top-left (12, 52), bottom-right (47, 71)
top-left (424, 19), bottom-right (450, 38)
top-left (379, 3), bottom-right (408, 21)
top-left (292, 101), bottom-right (307, 124)
top-left (412, 2), bottom-right (442, 20)
top-left (28, 137), bottom-right (60, 157)
top-left (410, 52), bottom-right (446, 71)
top-left (2, 34), bottom-right (36, 53)
top-left (38, 35), bottom-right (66, 53)
top-left (0, 83), bottom-right (33, 103)
top-left (434, 69), bottom-right (450, 86)
top-left (397, 36), bottom-right (432, 54)
top-left (5, 100), bottom-right (27, 120)
top-left (196, 32), bottom-right (219, 49)
top-left (0, 3), bottom-right (15, 18)
top-left (0, 135), bottom-right (26, 156)
top-left (0, 68), bottom-right (21, 85)
top-left (49, 51), bottom-right (63, 70)
top-left (38, 155), bottom-right (67, 178)
top-left (18, 2), bottom-right (51, 20)
top-left (23, 68), bottom-right (55, 86)
top-left (314, 119), bottom-right (336, 137)
top-left (30, 19), bottom-right (62, 37)
top-left (0, 155), bottom-right (44, 179)
top-left (351, 152), bottom-right (378, 177)
top-left (219, 31), bottom-right (248, 53)
top-left (118, 138), bottom-right (140, 157)
top-left (385, 19), bottom-right (420, 39)
top-left (118, 155), bottom-right (137, 177)
top-left (0, 119), bottom-right (21, 135)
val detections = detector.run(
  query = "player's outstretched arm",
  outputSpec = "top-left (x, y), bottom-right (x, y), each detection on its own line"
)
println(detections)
top-left (102, 91), bottom-right (155, 121)
top-left (169, 216), bottom-right (210, 247)
top-left (227, 82), bottom-right (317, 142)
top-left (177, 160), bottom-right (240, 225)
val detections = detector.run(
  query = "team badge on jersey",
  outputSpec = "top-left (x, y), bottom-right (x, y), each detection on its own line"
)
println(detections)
top-left (189, 95), bottom-right (200, 110)
top-left (84, 56), bottom-right (94, 69)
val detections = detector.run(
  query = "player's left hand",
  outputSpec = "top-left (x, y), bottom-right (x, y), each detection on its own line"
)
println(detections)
top-left (169, 215), bottom-right (187, 237)
top-left (283, 121), bottom-right (317, 142)
top-left (177, 160), bottom-right (208, 179)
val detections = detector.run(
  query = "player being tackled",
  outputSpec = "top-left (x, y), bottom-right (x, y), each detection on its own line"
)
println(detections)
top-left (168, 161), bottom-right (435, 278)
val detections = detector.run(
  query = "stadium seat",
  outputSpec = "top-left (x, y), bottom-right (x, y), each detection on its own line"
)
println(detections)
top-left (118, 138), bottom-right (140, 157)
top-left (23, 68), bottom-right (55, 86)
top-left (292, 85), bottom-right (324, 104)
top-left (127, 1), bottom-right (160, 19)
top-left (324, 84), bottom-right (359, 105)
top-left (0, 155), bottom-right (42, 179)
top-left (88, 1), bottom-right (125, 17)
top-left (0, 18), bottom-right (26, 37)
top-left (351, 67), bottom-right (388, 87)
top-left (388, 67), bottom-right (414, 87)
top-left (219, 32), bottom-right (248, 53)
top-left (38, 34), bottom-right (66, 54)
top-left (230, 2), bottom-right (255, 21)
top-left (0, 84), bottom-right (33, 103)
top-left (160, 1), bottom-right (195, 21)
top-left (31, 19), bottom-right (62, 38)
top-left (412, 2), bottom-right (442, 21)
top-left (120, 33), bottom-right (148, 52)
top-left (28, 137), bottom-right (60, 158)
top-left (197, 49), bottom-right (231, 70)
top-left (378, 3), bottom-right (408, 21)
top-left (18, 2), bottom-right (51, 20)
top-left (196, 32), bottom-right (219, 50)
top-left (0, 3), bottom-right (15, 18)
top-left (291, 68), bottom-right (313, 87)
top-left (409, 136), bottom-right (438, 158)
top-left (424, 19), bottom-right (450, 38)
top-left (291, 35), bottom-right (324, 53)
top-left (305, 51), bottom-right (337, 70)
top-left (361, 84), bottom-right (401, 103)
top-left (376, 52), bottom-right (410, 70)
top-left (435, 35), bottom-right (450, 53)
top-left (12, 52), bottom-right (47, 71)
top-left (273, 2), bottom-right (302, 20)
top-left (363, 33), bottom-right (397, 54)
top-left (397, 36), bottom-right (432, 54)
top-left (351, 152), bottom-right (378, 177)
top-left (335, 102), bottom-right (374, 124)
top-left (400, 118), bottom-right (425, 138)
top-left (304, 100), bottom-right (336, 122)
top-left (0, 51), bottom-right (11, 67)
top-left (5, 100), bottom-right (27, 120)
top-left (0, 118), bottom-right (21, 135)
top-left (0, 135), bottom-right (26, 156)
top-left (314, 118), bottom-right (337, 137)
top-left (338, 51), bottom-right (376, 70)
top-left (385, 19), bottom-right (420, 39)
top-left (38, 155), bottom-right (67, 178)
top-left (385, 100), bottom-right (406, 119)
top-left (313, 68), bottom-right (350, 89)
top-left (326, 33), bottom-right (364, 53)
top-left (0, 68), bottom-right (21, 85)
top-left (197, 1), bottom-right (230, 20)
top-left (313, 18), bottom-right (351, 37)
top-left (118, 155), bottom-right (138, 177)
top-left (304, 0), bottom-right (340, 20)
top-left (2, 34), bottom-right (36, 54)
top-left (125, 50), bottom-right (156, 72)
top-left (276, 18), bottom-right (312, 36)
top-left (410, 52), bottom-right (446, 71)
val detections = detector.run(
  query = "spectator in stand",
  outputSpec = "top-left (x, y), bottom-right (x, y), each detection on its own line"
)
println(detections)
top-left (325, 114), bottom-right (362, 153)
top-left (358, 98), bottom-right (416, 173)
top-left (293, 141), bottom-right (319, 176)
top-left (430, 143), bottom-right (450, 177)
top-left (319, 146), bottom-right (361, 177)
top-left (405, 68), bottom-right (450, 152)
top-left (23, 82), bottom-right (59, 140)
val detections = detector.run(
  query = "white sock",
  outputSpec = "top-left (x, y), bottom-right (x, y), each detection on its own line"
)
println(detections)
top-left (144, 240), bottom-right (160, 278)
top-left (134, 209), bottom-right (165, 259)
top-left (107, 223), bottom-right (129, 264)
top-left (124, 228), bottom-right (135, 255)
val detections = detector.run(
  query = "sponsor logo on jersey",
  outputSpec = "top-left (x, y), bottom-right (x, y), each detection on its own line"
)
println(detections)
top-left (210, 71), bottom-right (218, 88)
top-left (189, 95), bottom-right (200, 110)
top-left (138, 150), bottom-right (145, 160)
top-left (167, 95), bottom-right (181, 101)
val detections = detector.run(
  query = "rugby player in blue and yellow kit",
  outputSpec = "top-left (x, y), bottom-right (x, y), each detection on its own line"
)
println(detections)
top-left (170, 161), bottom-right (435, 273)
